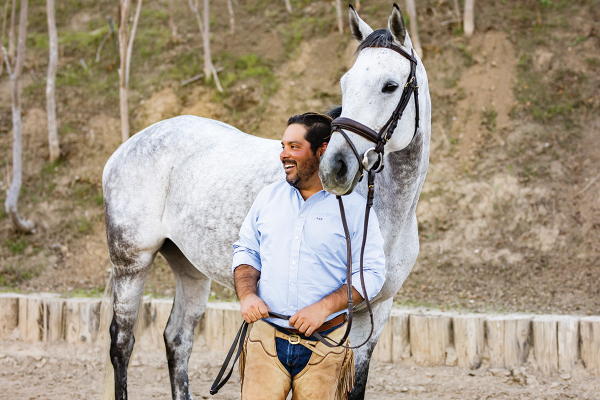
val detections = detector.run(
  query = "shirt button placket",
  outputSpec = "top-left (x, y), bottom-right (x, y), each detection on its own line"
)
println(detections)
top-left (288, 214), bottom-right (303, 314)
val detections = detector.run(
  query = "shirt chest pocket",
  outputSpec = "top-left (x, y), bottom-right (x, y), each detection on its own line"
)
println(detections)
top-left (302, 213), bottom-right (349, 261)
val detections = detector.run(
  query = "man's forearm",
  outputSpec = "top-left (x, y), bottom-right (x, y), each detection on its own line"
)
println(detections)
top-left (320, 284), bottom-right (364, 315)
top-left (234, 264), bottom-right (261, 301)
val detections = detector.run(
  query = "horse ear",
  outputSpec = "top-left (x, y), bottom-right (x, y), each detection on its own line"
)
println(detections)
top-left (388, 3), bottom-right (407, 46)
top-left (348, 4), bottom-right (373, 43)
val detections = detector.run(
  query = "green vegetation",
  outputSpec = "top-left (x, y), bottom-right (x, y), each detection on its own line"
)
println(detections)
top-left (481, 107), bottom-right (497, 131)
top-left (0, 263), bottom-right (43, 287)
top-left (4, 237), bottom-right (30, 255)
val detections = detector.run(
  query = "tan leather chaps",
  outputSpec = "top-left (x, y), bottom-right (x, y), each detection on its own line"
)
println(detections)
top-left (239, 320), bottom-right (354, 400)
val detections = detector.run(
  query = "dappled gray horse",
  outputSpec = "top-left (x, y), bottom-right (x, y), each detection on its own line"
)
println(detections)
top-left (102, 5), bottom-right (430, 400)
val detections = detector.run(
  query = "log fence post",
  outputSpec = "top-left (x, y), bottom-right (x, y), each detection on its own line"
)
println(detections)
top-left (453, 314), bottom-right (485, 369)
top-left (580, 316), bottom-right (600, 375)
top-left (532, 316), bottom-right (558, 374)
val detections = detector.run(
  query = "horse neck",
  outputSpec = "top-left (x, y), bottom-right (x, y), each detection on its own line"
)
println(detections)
top-left (373, 132), bottom-right (427, 236)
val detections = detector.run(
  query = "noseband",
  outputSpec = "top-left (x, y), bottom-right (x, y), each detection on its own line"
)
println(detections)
top-left (320, 44), bottom-right (420, 350)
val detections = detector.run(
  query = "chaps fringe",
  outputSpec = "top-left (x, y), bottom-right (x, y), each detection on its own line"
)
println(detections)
top-left (238, 336), bottom-right (248, 396)
top-left (336, 348), bottom-right (355, 400)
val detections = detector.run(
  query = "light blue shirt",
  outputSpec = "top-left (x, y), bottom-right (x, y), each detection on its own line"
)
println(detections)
top-left (232, 181), bottom-right (386, 328)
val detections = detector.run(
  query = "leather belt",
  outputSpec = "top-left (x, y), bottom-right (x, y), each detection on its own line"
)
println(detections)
top-left (284, 313), bottom-right (347, 334)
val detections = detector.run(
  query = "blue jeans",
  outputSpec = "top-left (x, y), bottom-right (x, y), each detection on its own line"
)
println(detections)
top-left (269, 322), bottom-right (343, 377)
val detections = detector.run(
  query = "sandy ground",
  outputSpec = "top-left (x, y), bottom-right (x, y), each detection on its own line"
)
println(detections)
top-left (1, 340), bottom-right (598, 400)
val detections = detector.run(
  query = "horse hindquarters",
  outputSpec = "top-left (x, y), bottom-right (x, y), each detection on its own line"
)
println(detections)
top-left (159, 239), bottom-right (211, 400)
top-left (103, 181), bottom-right (168, 399)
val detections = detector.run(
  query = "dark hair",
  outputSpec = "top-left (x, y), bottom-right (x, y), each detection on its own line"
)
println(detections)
top-left (356, 29), bottom-right (396, 54)
top-left (287, 112), bottom-right (333, 154)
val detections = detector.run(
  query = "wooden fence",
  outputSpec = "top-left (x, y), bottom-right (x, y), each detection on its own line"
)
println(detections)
top-left (0, 293), bottom-right (598, 375)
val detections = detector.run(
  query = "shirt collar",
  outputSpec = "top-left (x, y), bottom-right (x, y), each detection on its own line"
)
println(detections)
top-left (287, 183), bottom-right (330, 201)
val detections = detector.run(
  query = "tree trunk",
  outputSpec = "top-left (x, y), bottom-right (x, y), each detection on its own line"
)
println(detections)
top-left (168, 0), bottom-right (177, 37)
top-left (452, 0), bottom-right (461, 23)
top-left (7, 0), bottom-right (15, 61)
top-left (0, 0), bottom-right (10, 76)
top-left (464, 0), bottom-right (474, 37)
top-left (46, 0), bottom-right (59, 162)
top-left (226, 0), bottom-right (234, 34)
top-left (186, 0), bottom-right (222, 92)
top-left (405, 0), bottom-right (422, 57)
top-left (202, 0), bottom-right (222, 91)
top-left (202, 0), bottom-right (210, 80)
top-left (118, 0), bottom-right (130, 143)
top-left (125, 0), bottom-right (142, 89)
top-left (335, 0), bottom-right (343, 33)
top-left (354, 0), bottom-right (360, 12)
top-left (284, 0), bottom-right (292, 14)
top-left (3, 0), bottom-right (34, 233)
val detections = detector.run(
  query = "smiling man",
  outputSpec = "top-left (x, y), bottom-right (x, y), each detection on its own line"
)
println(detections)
top-left (232, 112), bottom-right (386, 400)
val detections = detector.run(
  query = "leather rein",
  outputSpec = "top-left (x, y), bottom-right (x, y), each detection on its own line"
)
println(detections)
top-left (211, 43), bottom-right (419, 395)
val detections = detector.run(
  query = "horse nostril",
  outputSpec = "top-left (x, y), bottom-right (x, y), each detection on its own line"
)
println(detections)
top-left (335, 159), bottom-right (348, 181)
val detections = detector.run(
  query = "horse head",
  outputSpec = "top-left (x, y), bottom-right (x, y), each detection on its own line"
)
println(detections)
top-left (320, 4), bottom-right (421, 195)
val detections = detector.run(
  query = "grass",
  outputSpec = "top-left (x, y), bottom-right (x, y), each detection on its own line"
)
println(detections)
top-left (482, 107), bottom-right (498, 131)
top-left (4, 237), bottom-right (30, 255)
top-left (0, 262), bottom-right (44, 287)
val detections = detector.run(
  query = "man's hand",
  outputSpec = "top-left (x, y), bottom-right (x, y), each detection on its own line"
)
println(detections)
top-left (240, 293), bottom-right (271, 323)
top-left (235, 264), bottom-right (269, 323)
top-left (289, 284), bottom-right (364, 337)
top-left (289, 302), bottom-right (331, 337)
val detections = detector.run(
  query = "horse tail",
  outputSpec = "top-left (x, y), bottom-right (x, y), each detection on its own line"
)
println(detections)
top-left (100, 270), bottom-right (115, 400)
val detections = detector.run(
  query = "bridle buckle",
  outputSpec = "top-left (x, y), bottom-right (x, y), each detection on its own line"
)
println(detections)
top-left (288, 334), bottom-right (300, 345)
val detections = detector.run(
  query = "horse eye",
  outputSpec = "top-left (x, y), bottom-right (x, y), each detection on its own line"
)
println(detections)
top-left (382, 82), bottom-right (399, 93)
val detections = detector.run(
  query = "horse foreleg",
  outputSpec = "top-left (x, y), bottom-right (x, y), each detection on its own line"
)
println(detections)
top-left (161, 240), bottom-right (211, 400)
top-left (348, 298), bottom-right (393, 400)
top-left (110, 252), bottom-right (154, 400)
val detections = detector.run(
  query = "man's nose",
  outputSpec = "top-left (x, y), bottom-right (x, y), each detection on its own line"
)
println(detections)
top-left (280, 148), bottom-right (290, 161)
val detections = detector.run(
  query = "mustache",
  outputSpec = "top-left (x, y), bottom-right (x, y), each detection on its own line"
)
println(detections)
top-left (282, 159), bottom-right (297, 166)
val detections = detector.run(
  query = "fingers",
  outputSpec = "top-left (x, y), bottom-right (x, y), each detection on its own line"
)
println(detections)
top-left (241, 297), bottom-right (273, 323)
top-left (289, 312), bottom-right (298, 326)
top-left (297, 321), bottom-right (310, 335)
top-left (305, 326), bottom-right (315, 337)
top-left (257, 301), bottom-right (270, 319)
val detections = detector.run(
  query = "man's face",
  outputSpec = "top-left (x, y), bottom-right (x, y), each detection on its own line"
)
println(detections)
top-left (280, 124), bottom-right (321, 189)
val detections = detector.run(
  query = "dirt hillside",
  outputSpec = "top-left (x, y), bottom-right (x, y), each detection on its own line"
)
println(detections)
top-left (0, 0), bottom-right (599, 315)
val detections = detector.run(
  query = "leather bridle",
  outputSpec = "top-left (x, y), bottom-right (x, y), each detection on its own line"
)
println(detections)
top-left (211, 43), bottom-right (420, 395)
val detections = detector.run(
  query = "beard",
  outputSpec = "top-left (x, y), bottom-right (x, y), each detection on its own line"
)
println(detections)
top-left (284, 155), bottom-right (320, 189)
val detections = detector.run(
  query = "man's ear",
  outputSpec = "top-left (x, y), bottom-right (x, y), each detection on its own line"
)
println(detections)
top-left (317, 142), bottom-right (328, 158)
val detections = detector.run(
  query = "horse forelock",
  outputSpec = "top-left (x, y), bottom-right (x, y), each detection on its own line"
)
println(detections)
top-left (355, 29), bottom-right (396, 54)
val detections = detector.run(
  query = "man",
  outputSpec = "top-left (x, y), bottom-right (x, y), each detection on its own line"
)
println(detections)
top-left (232, 112), bottom-right (386, 400)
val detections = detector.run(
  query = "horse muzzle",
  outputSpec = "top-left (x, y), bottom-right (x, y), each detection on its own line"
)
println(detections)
top-left (319, 148), bottom-right (363, 196)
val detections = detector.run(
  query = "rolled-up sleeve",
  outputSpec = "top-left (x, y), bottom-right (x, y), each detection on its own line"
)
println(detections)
top-left (232, 192), bottom-right (264, 273)
top-left (346, 207), bottom-right (386, 301)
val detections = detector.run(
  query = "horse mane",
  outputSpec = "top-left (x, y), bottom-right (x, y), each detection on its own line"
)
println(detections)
top-left (356, 29), bottom-right (395, 53)
top-left (326, 105), bottom-right (342, 119)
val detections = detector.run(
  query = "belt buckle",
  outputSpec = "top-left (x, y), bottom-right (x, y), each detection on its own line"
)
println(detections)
top-left (288, 334), bottom-right (300, 345)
